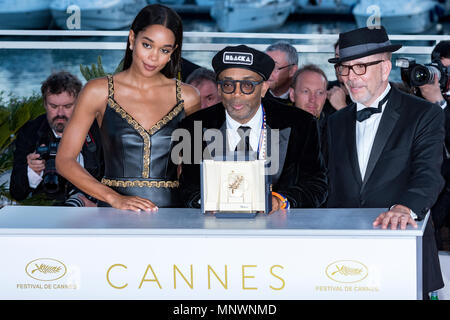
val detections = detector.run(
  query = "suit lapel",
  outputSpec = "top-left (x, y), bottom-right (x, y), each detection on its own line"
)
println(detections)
top-left (361, 87), bottom-right (401, 190)
top-left (203, 107), bottom-right (227, 160)
top-left (345, 103), bottom-right (363, 186)
top-left (266, 124), bottom-right (291, 184)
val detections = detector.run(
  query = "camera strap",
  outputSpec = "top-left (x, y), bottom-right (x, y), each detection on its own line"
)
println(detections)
top-left (84, 130), bottom-right (97, 153)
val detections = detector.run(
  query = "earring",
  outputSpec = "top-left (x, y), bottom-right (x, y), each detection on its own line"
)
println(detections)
top-left (129, 45), bottom-right (133, 50)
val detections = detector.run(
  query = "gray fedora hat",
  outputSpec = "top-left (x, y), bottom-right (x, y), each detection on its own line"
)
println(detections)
top-left (329, 26), bottom-right (402, 64)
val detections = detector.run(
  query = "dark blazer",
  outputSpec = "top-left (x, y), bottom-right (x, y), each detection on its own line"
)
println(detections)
top-left (327, 85), bottom-right (445, 215)
top-left (9, 114), bottom-right (104, 202)
top-left (326, 84), bottom-right (445, 294)
top-left (179, 101), bottom-right (328, 209)
top-left (262, 90), bottom-right (294, 107)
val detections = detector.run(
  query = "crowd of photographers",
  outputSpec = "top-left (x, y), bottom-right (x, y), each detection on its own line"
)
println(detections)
top-left (7, 39), bottom-right (450, 248)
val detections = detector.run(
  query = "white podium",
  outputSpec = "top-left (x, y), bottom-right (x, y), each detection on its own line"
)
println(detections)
top-left (0, 206), bottom-right (426, 300)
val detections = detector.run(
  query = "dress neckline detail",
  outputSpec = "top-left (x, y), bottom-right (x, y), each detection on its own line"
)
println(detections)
top-left (106, 74), bottom-right (184, 135)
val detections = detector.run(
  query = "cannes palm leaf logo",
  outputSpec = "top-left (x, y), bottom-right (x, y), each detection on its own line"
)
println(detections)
top-left (25, 258), bottom-right (67, 281)
top-left (331, 265), bottom-right (363, 276)
top-left (31, 263), bottom-right (62, 274)
top-left (326, 260), bottom-right (368, 283)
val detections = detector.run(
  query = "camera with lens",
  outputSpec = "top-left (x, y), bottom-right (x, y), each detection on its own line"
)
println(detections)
top-left (64, 188), bottom-right (97, 207)
top-left (396, 57), bottom-right (449, 91)
top-left (36, 139), bottom-right (60, 194)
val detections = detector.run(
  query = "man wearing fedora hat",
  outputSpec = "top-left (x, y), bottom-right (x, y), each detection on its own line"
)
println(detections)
top-left (326, 26), bottom-right (445, 298)
top-left (179, 45), bottom-right (327, 212)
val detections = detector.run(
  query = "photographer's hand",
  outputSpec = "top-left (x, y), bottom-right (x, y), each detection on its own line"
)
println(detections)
top-left (27, 152), bottom-right (45, 175)
top-left (419, 77), bottom-right (445, 104)
top-left (327, 85), bottom-right (348, 110)
top-left (78, 194), bottom-right (97, 207)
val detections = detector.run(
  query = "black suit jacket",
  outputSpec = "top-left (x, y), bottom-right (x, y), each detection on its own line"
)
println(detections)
top-left (179, 101), bottom-right (328, 209)
top-left (9, 114), bottom-right (104, 202)
top-left (326, 85), bottom-right (445, 217)
top-left (326, 84), bottom-right (445, 294)
top-left (262, 90), bottom-right (294, 107)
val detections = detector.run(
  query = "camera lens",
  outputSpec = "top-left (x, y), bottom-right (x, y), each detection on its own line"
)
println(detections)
top-left (410, 65), bottom-right (441, 87)
top-left (43, 174), bottom-right (58, 193)
top-left (411, 65), bottom-right (430, 86)
top-left (43, 159), bottom-right (59, 193)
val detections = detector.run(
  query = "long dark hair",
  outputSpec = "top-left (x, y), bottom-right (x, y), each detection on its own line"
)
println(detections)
top-left (123, 4), bottom-right (183, 78)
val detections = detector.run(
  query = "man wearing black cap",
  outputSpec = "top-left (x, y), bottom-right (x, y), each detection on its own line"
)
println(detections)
top-left (326, 26), bottom-right (444, 298)
top-left (179, 45), bottom-right (327, 211)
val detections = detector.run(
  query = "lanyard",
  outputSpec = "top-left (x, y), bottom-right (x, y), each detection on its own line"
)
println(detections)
top-left (257, 106), bottom-right (267, 160)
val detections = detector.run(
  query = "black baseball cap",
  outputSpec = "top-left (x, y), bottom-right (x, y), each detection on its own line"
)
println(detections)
top-left (212, 44), bottom-right (275, 80)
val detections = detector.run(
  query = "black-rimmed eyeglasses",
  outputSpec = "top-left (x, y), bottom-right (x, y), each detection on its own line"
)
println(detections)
top-left (217, 79), bottom-right (264, 95)
top-left (335, 60), bottom-right (384, 76)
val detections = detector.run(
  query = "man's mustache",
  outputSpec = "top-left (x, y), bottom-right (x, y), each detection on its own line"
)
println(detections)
top-left (346, 80), bottom-right (366, 88)
top-left (51, 116), bottom-right (68, 122)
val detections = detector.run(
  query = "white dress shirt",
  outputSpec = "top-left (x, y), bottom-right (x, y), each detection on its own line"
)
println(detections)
top-left (356, 83), bottom-right (391, 180)
top-left (225, 105), bottom-right (263, 155)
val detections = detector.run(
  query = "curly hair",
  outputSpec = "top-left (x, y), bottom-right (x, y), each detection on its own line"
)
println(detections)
top-left (41, 71), bottom-right (82, 102)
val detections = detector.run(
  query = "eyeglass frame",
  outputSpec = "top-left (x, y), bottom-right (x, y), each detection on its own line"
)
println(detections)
top-left (335, 60), bottom-right (385, 76)
top-left (217, 79), bottom-right (264, 95)
top-left (273, 63), bottom-right (296, 73)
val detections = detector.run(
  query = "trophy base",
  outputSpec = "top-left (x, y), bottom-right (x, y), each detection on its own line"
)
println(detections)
top-left (213, 211), bottom-right (263, 219)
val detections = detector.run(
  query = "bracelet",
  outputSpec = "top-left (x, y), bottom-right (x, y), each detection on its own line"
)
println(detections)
top-left (272, 192), bottom-right (290, 210)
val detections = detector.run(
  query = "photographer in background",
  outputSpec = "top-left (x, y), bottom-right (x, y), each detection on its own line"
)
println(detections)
top-left (399, 41), bottom-right (450, 249)
top-left (9, 71), bottom-right (104, 206)
top-left (423, 41), bottom-right (450, 250)
top-left (418, 41), bottom-right (450, 108)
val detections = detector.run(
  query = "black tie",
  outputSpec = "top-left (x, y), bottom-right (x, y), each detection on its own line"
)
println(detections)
top-left (356, 90), bottom-right (391, 122)
top-left (236, 126), bottom-right (251, 152)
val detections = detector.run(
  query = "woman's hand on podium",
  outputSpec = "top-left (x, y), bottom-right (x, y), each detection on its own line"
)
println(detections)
top-left (372, 204), bottom-right (418, 230)
top-left (107, 193), bottom-right (158, 213)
